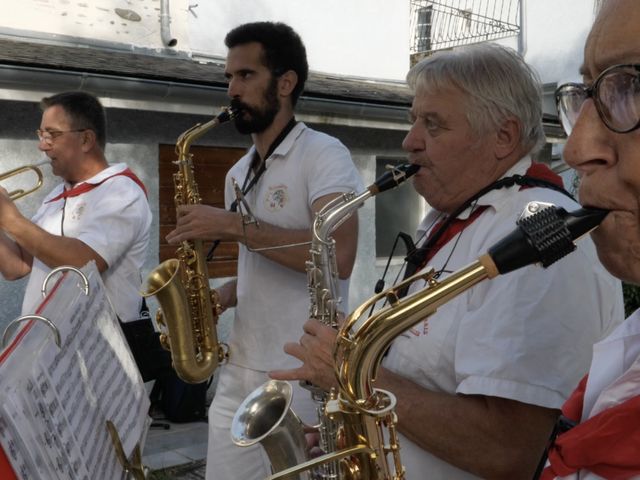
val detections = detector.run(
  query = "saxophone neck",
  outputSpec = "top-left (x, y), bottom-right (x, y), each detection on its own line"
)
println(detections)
top-left (175, 107), bottom-right (236, 157)
top-left (313, 163), bottom-right (419, 242)
top-left (336, 260), bottom-right (490, 405)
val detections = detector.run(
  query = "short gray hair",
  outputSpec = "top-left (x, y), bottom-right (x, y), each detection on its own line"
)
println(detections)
top-left (407, 43), bottom-right (545, 154)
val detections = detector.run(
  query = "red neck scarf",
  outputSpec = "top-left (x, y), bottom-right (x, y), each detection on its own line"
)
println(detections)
top-left (540, 375), bottom-right (640, 479)
top-left (420, 162), bottom-right (565, 267)
top-left (46, 167), bottom-right (147, 203)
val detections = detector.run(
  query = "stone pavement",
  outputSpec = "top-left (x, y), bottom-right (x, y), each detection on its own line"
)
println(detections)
top-left (148, 459), bottom-right (206, 479)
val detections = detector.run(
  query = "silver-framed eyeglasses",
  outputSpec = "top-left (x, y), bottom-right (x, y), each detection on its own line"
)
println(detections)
top-left (36, 129), bottom-right (87, 146)
top-left (555, 63), bottom-right (640, 135)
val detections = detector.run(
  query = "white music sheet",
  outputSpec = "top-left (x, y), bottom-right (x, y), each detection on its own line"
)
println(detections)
top-left (0, 262), bottom-right (149, 480)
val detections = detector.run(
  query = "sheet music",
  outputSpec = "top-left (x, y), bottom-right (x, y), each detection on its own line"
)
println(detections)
top-left (0, 263), bottom-right (149, 480)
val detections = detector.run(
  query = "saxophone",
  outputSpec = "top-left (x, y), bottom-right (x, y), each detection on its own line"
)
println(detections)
top-left (235, 204), bottom-right (608, 480)
top-left (141, 107), bottom-right (235, 384)
top-left (231, 163), bottom-right (419, 479)
top-left (306, 163), bottom-right (420, 480)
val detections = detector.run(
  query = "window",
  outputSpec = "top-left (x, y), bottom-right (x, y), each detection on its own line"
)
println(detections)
top-left (416, 6), bottom-right (433, 53)
top-left (375, 158), bottom-right (425, 259)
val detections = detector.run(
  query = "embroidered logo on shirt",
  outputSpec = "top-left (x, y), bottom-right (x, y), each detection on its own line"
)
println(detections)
top-left (409, 319), bottom-right (430, 337)
top-left (70, 202), bottom-right (86, 221)
top-left (265, 185), bottom-right (288, 212)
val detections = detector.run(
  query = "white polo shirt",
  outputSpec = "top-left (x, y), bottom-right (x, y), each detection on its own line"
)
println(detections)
top-left (22, 163), bottom-right (152, 322)
top-left (225, 122), bottom-right (363, 371)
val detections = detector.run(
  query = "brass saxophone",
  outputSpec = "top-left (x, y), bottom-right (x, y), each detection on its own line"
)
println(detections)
top-left (236, 204), bottom-right (608, 480)
top-left (141, 107), bottom-right (235, 384)
top-left (231, 163), bottom-right (419, 479)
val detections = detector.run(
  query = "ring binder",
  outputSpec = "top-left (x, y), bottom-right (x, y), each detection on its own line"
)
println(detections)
top-left (0, 263), bottom-right (150, 479)
top-left (41, 265), bottom-right (90, 297)
top-left (1, 314), bottom-right (61, 349)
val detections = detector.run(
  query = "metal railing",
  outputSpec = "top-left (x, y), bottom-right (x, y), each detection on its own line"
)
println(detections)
top-left (410, 0), bottom-right (520, 56)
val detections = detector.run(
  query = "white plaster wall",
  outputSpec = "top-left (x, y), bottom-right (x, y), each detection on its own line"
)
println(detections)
top-left (522, 0), bottom-right (597, 85)
top-left (0, 0), bottom-right (189, 51)
top-left (187, 0), bottom-right (410, 80)
top-left (0, 0), bottom-right (409, 80)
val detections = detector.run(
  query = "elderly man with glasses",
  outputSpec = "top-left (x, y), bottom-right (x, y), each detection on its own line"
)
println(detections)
top-left (0, 90), bottom-right (151, 326)
top-left (540, 1), bottom-right (640, 479)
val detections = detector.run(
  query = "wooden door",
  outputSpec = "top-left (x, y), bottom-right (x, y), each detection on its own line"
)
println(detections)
top-left (159, 145), bottom-right (245, 278)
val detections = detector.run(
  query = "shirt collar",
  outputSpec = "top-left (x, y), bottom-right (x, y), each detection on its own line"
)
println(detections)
top-left (418, 155), bottom-right (533, 235)
top-left (63, 163), bottom-right (127, 189)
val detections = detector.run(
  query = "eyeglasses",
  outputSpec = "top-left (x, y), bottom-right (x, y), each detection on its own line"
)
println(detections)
top-left (556, 64), bottom-right (640, 135)
top-left (35, 129), bottom-right (87, 146)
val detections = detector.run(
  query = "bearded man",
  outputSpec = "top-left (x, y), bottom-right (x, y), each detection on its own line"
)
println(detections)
top-left (166, 21), bottom-right (362, 480)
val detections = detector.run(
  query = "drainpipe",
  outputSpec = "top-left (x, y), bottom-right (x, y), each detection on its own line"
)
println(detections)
top-left (161, 0), bottom-right (178, 48)
top-left (518, 0), bottom-right (527, 57)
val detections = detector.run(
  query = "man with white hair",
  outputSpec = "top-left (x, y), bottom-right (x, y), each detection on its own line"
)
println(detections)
top-left (272, 43), bottom-right (623, 479)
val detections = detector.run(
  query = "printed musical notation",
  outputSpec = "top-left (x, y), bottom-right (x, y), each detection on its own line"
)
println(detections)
top-left (0, 263), bottom-right (149, 480)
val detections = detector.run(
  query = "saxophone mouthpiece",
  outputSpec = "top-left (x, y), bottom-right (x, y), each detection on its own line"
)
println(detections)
top-left (487, 202), bottom-right (609, 275)
top-left (217, 106), bottom-right (238, 124)
top-left (370, 163), bottom-right (419, 195)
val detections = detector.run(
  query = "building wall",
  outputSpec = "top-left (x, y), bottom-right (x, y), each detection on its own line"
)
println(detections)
top-left (0, 0), bottom-right (410, 81)
top-left (0, 98), bottom-right (412, 336)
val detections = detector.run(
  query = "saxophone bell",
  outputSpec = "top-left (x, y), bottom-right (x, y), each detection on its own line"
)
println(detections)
top-left (231, 380), bottom-right (312, 480)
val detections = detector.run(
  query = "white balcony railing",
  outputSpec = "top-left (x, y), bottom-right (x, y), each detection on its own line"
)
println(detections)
top-left (410, 0), bottom-right (520, 55)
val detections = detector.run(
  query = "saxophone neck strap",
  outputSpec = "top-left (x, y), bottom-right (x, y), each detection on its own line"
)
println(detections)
top-left (421, 173), bottom-right (573, 254)
top-left (401, 166), bottom-right (573, 290)
top-left (230, 117), bottom-right (298, 213)
top-left (208, 118), bottom-right (298, 261)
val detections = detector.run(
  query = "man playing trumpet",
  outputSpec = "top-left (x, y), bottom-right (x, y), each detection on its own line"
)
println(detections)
top-left (0, 90), bottom-right (151, 324)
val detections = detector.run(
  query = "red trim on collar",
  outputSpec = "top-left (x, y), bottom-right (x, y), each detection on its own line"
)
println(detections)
top-left (46, 168), bottom-right (147, 203)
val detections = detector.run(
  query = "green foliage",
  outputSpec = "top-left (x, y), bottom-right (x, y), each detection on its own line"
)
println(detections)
top-left (623, 282), bottom-right (640, 317)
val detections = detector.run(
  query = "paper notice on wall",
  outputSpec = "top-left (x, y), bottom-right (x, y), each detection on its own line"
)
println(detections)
top-left (0, 262), bottom-right (149, 480)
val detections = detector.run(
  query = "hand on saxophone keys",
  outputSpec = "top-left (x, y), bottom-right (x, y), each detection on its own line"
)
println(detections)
top-left (165, 204), bottom-right (241, 244)
top-left (269, 318), bottom-right (341, 393)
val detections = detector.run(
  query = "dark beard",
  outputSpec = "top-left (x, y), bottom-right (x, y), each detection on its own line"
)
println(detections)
top-left (231, 78), bottom-right (280, 134)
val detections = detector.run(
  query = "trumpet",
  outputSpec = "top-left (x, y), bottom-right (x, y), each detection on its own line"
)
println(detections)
top-left (1, 160), bottom-right (48, 200)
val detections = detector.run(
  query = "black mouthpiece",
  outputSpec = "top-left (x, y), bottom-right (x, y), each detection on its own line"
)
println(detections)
top-left (488, 205), bottom-right (609, 275)
top-left (217, 107), bottom-right (237, 124)
top-left (373, 163), bottom-right (419, 194)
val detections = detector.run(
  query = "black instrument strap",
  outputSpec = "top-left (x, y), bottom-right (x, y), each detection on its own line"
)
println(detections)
top-left (399, 175), bottom-right (574, 297)
top-left (229, 117), bottom-right (298, 213)
top-left (207, 117), bottom-right (298, 260)
top-left (532, 415), bottom-right (577, 480)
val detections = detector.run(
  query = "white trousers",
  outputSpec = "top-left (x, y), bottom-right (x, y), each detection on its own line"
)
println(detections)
top-left (205, 363), bottom-right (317, 480)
